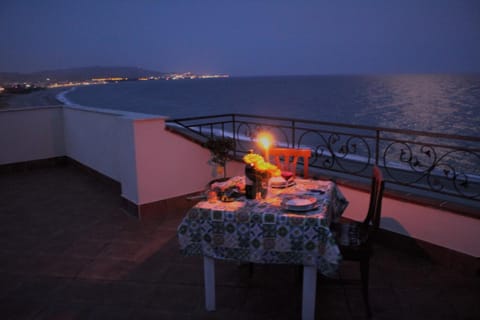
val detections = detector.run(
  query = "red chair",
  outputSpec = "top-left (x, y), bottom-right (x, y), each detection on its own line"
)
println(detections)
top-left (269, 147), bottom-right (311, 179)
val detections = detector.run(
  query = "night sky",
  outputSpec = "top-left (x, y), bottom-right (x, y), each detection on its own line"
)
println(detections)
top-left (1, 0), bottom-right (479, 76)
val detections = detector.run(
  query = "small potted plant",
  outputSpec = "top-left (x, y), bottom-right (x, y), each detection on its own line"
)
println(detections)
top-left (204, 136), bottom-right (235, 178)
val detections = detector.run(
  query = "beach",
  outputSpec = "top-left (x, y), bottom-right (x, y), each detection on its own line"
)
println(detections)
top-left (0, 87), bottom-right (65, 108)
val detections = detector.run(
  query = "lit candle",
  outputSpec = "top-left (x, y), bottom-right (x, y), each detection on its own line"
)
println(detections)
top-left (257, 132), bottom-right (273, 162)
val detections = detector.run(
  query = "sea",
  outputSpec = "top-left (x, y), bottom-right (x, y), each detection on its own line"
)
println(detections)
top-left (58, 74), bottom-right (480, 137)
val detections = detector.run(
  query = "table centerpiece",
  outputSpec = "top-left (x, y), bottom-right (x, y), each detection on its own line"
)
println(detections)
top-left (243, 151), bottom-right (281, 199)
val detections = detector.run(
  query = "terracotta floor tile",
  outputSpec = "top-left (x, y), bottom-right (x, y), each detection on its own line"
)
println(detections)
top-left (77, 258), bottom-right (138, 281)
top-left (0, 164), bottom-right (478, 320)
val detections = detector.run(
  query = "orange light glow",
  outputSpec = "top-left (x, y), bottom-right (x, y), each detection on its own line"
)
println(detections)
top-left (257, 132), bottom-right (274, 161)
top-left (257, 132), bottom-right (273, 149)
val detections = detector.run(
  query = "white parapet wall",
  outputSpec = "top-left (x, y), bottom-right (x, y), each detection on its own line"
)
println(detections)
top-left (0, 106), bottom-right (65, 164)
top-left (61, 105), bottom-right (225, 205)
top-left (0, 105), bottom-right (224, 204)
top-left (62, 105), bottom-right (139, 202)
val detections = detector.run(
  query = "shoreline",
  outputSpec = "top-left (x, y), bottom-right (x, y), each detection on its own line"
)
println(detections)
top-left (0, 87), bottom-right (66, 109)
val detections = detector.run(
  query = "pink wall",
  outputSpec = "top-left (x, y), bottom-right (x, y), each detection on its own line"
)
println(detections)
top-left (133, 118), bottom-right (213, 204)
top-left (132, 117), bottom-right (246, 204)
top-left (339, 185), bottom-right (480, 257)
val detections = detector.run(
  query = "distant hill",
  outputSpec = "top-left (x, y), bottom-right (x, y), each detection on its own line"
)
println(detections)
top-left (0, 66), bottom-right (166, 84)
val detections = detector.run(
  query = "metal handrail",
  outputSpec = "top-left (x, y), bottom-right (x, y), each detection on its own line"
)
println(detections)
top-left (232, 113), bottom-right (480, 143)
top-left (167, 113), bottom-right (480, 204)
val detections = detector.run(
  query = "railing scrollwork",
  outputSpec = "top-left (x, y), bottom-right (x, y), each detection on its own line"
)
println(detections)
top-left (167, 113), bottom-right (480, 202)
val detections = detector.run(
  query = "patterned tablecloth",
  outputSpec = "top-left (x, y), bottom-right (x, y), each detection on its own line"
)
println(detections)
top-left (177, 178), bottom-right (349, 277)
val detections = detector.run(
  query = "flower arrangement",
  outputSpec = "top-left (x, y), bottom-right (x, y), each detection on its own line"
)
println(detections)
top-left (243, 152), bottom-right (281, 177)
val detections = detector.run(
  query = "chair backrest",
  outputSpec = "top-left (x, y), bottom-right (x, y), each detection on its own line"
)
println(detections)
top-left (269, 147), bottom-right (312, 178)
top-left (362, 166), bottom-right (385, 233)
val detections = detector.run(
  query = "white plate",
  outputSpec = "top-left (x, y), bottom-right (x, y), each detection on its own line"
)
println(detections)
top-left (281, 195), bottom-right (317, 211)
top-left (271, 180), bottom-right (296, 189)
top-left (282, 202), bottom-right (319, 212)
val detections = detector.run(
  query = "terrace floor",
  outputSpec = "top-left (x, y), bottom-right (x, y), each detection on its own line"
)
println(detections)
top-left (0, 163), bottom-right (478, 320)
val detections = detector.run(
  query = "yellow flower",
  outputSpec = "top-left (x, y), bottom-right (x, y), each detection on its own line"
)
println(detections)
top-left (243, 153), bottom-right (264, 165)
top-left (243, 153), bottom-right (281, 177)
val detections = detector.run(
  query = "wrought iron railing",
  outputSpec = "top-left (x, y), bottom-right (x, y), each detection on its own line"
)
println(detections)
top-left (167, 114), bottom-right (480, 204)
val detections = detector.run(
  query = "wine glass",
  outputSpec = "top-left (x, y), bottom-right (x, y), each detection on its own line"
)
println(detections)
top-left (280, 163), bottom-right (294, 181)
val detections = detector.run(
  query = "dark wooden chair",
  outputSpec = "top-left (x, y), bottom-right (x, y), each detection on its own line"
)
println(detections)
top-left (330, 166), bottom-right (385, 318)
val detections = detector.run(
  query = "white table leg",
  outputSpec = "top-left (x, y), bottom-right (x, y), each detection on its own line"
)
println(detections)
top-left (203, 256), bottom-right (216, 311)
top-left (302, 265), bottom-right (317, 320)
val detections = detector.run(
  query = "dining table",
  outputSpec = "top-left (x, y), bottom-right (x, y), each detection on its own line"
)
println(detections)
top-left (177, 177), bottom-right (349, 320)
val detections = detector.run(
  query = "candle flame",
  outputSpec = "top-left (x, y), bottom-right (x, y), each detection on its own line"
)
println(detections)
top-left (257, 132), bottom-right (273, 150)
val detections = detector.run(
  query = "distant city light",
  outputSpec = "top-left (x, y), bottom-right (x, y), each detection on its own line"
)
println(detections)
top-left (2, 72), bottom-right (230, 90)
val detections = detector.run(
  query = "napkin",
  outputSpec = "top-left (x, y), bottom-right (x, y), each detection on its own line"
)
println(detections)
top-left (211, 176), bottom-right (245, 192)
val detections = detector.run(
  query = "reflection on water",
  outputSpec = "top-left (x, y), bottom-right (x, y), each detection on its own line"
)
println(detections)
top-left (354, 75), bottom-right (480, 176)
top-left (357, 74), bottom-right (480, 136)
